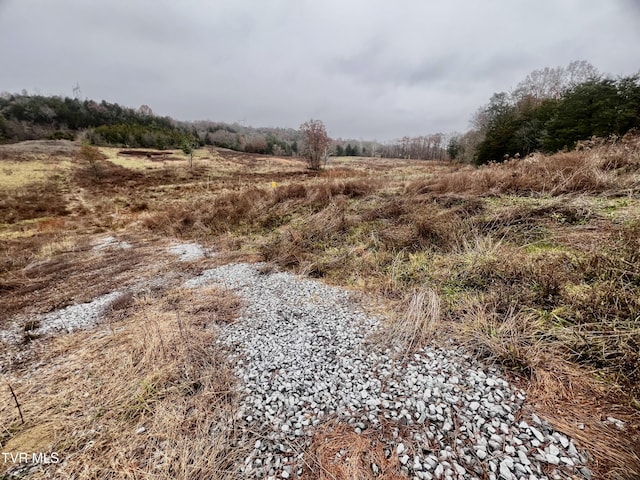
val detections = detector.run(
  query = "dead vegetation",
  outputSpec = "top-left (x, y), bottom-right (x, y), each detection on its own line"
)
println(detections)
top-left (1, 137), bottom-right (640, 478)
top-left (1, 285), bottom-right (244, 479)
top-left (303, 420), bottom-right (406, 479)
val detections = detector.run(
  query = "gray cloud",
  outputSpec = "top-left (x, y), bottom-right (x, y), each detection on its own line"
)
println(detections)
top-left (1, 0), bottom-right (639, 139)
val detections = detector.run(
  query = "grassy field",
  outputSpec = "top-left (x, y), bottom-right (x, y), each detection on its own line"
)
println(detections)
top-left (1, 139), bottom-right (639, 479)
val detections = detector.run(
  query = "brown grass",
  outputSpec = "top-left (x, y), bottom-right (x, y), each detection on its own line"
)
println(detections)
top-left (408, 133), bottom-right (640, 197)
top-left (303, 420), bottom-right (407, 480)
top-left (2, 139), bottom-right (640, 479)
top-left (0, 179), bottom-right (69, 224)
top-left (383, 288), bottom-right (441, 352)
top-left (1, 286), bottom-right (244, 479)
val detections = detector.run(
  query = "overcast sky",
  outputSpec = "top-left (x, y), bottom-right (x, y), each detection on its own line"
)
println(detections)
top-left (1, 0), bottom-right (639, 140)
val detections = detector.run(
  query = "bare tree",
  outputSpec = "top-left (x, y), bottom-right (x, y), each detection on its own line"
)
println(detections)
top-left (300, 119), bottom-right (330, 170)
top-left (512, 60), bottom-right (599, 102)
top-left (138, 104), bottom-right (153, 117)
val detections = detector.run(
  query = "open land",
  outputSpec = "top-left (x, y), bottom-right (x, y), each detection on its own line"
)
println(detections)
top-left (1, 139), bottom-right (639, 479)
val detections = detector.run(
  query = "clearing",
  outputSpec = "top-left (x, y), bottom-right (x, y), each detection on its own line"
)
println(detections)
top-left (1, 139), bottom-right (639, 479)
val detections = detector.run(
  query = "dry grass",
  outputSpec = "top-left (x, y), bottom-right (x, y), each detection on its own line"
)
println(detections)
top-left (0, 160), bottom-right (71, 189)
top-left (303, 420), bottom-right (406, 480)
top-left (383, 288), bottom-right (441, 352)
top-left (2, 138), bottom-right (640, 478)
top-left (0, 180), bottom-right (70, 224)
top-left (1, 286), bottom-right (244, 479)
top-left (408, 133), bottom-right (640, 197)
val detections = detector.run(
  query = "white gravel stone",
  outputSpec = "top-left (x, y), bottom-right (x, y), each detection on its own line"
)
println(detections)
top-left (36, 291), bottom-right (123, 335)
top-left (167, 242), bottom-right (209, 261)
top-left (188, 262), bottom-right (588, 479)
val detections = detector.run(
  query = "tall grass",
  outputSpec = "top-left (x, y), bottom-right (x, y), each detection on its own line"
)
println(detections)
top-left (1, 286), bottom-right (244, 479)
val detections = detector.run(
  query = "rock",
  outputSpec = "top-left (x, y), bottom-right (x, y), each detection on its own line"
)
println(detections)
top-left (606, 416), bottom-right (625, 430)
top-left (530, 426), bottom-right (545, 442)
top-left (579, 467), bottom-right (592, 480)
top-left (188, 262), bottom-right (588, 479)
top-left (546, 454), bottom-right (560, 465)
top-left (499, 461), bottom-right (514, 480)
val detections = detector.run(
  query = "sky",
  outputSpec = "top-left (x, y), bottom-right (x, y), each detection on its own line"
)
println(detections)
top-left (1, 0), bottom-right (639, 140)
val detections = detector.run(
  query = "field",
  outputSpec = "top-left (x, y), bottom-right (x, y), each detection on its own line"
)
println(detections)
top-left (1, 139), bottom-right (639, 479)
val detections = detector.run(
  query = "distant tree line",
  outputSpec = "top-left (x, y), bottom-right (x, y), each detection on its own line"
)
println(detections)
top-left (334, 143), bottom-right (362, 156)
top-left (191, 121), bottom-right (300, 156)
top-left (448, 61), bottom-right (640, 164)
top-left (0, 92), bottom-right (186, 147)
top-left (332, 135), bottom-right (447, 161)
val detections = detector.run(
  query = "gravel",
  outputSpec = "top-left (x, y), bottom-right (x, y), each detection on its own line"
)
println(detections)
top-left (0, 291), bottom-right (122, 345)
top-left (187, 263), bottom-right (590, 480)
top-left (35, 291), bottom-right (123, 335)
top-left (167, 242), bottom-right (209, 261)
top-left (93, 236), bottom-right (132, 250)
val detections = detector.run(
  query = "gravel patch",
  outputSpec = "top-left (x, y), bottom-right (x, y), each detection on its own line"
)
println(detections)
top-left (188, 263), bottom-right (589, 480)
top-left (0, 324), bottom-right (22, 344)
top-left (1, 291), bottom-right (122, 348)
top-left (93, 236), bottom-right (132, 250)
top-left (35, 291), bottom-right (123, 335)
top-left (167, 242), bottom-right (209, 261)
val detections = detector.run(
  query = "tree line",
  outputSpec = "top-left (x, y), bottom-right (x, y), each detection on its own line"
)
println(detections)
top-left (0, 92), bottom-right (185, 145)
top-left (4, 61), bottom-right (638, 164)
top-left (449, 61), bottom-right (640, 164)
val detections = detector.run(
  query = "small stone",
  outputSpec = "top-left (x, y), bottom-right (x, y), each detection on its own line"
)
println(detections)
top-left (517, 450), bottom-right (530, 466)
top-left (397, 443), bottom-right (406, 455)
top-left (579, 467), bottom-right (592, 480)
top-left (499, 461), bottom-right (513, 480)
top-left (135, 426), bottom-right (146, 434)
top-left (560, 456), bottom-right (575, 466)
top-left (568, 441), bottom-right (579, 457)
top-left (469, 401), bottom-right (480, 411)
top-left (477, 449), bottom-right (487, 460)
top-left (546, 454), bottom-right (560, 465)
top-left (548, 444), bottom-right (560, 457)
top-left (606, 416), bottom-right (625, 430)
top-left (452, 462), bottom-right (466, 475)
top-left (530, 426), bottom-right (544, 442)
top-left (400, 454), bottom-right (410, 465)
top-left (554, 433), bottom-right (569, 448)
